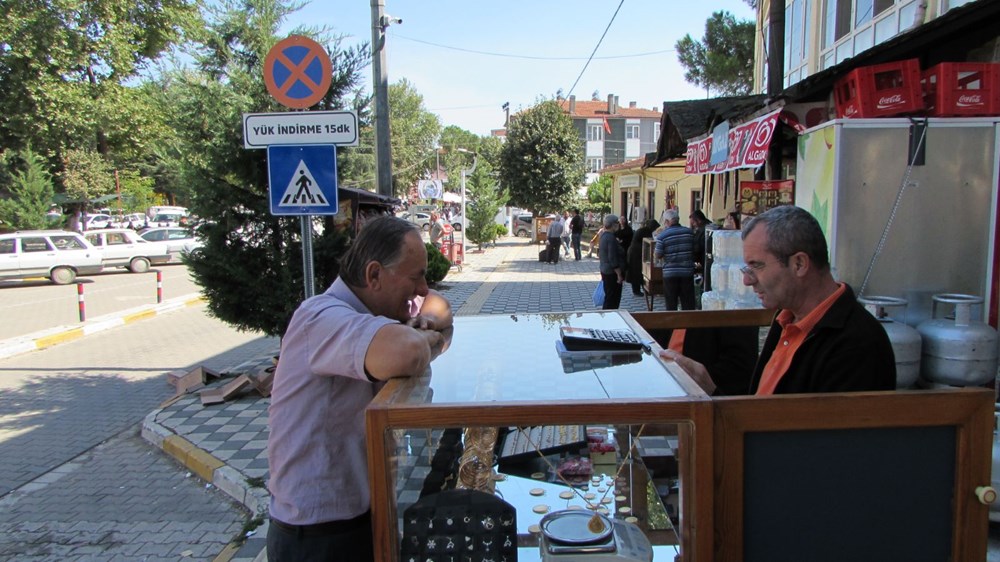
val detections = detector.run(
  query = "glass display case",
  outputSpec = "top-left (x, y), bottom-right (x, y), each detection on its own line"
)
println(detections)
top-left (641, 238), bottom-right (663, 311)
top-left (367, 309), bottom-right (994, 561)
top-left (366, 311), bottom-right (713, 561)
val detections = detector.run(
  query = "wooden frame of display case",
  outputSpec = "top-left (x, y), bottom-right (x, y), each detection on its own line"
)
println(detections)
top-left (713, 389), bottom-right (993, 561)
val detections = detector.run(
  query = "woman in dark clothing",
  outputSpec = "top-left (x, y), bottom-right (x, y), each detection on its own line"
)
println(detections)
top-left (598, 214), bottom-right (626, 310)
top-left (626, 219), bottom-right (659, 296)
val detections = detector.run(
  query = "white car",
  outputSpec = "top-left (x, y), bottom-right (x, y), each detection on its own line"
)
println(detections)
top-left (83, 213), bottom-right (115, 231)
top-left (139, 227), bottom-right (202, 263)
top-left (84, 229), bottom-right (172, 273)
top-left (0, 230), bottom-right (103, 284)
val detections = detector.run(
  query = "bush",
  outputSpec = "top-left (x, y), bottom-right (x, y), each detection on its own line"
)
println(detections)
top-left (494, 223), bottom-right (508, 238)
top-left (425, 242), bottom-right (450, 285)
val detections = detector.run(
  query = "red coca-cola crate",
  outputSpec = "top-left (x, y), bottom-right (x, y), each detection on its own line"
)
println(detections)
top-left (922, 62), bottom-right (1000, 117)
top-left (834, 59), bottom-right (923, 118)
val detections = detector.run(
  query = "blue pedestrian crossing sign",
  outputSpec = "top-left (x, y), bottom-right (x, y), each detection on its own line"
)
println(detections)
top-left (267, 145), bottom-right (338, 215)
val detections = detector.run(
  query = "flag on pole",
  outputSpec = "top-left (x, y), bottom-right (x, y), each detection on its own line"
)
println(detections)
top-left (602, 116), bottom-right (611, 135)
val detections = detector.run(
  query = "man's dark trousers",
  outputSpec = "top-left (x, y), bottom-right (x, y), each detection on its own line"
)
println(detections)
top-left (663, 276), bottom-right (696, 310)
top-left (547, 238), bottom-right (561, 263)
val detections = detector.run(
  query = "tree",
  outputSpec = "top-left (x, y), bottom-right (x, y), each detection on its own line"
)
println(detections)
top-left (338, 80), bottom-right (441, 197)
top-left (0, 148), bottom-right (56, 231)
top-left (464, 137), bottom-right (508, 250)
top-left (158, 0), bottom-right (369, 337)
top-left (675, 11), bottom-right (755, 96)
top-left (498, 100), bottom-right (585, 215)
top-left (0, 0), bottom-right (198, 179)
top-left (586, 175), bottom-right (612, 215)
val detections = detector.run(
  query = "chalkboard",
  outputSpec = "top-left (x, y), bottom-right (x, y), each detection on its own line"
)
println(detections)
top-left (743, 425), bottom-right (956, 562)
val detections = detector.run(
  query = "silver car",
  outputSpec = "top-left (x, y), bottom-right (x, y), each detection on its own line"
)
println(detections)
top-left (139, 227), bottom-right (202, 263)
top-left (84, 229), bottom-right (172, 273)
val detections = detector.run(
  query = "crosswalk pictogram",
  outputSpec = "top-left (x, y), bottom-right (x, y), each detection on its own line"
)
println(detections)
top-left (280, 161), bottom-right (328, 206)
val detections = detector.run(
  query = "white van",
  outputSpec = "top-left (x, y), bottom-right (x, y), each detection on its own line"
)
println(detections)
top-left (147, 206), bottom-right (189, 227)
top-left (0, 230), bottom-right (104, 284)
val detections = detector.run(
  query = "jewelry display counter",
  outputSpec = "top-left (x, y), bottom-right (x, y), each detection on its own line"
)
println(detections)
top-left (367, 309), bottom-right (994, 561)
top-left (366, 311), bottom-right (713, 561)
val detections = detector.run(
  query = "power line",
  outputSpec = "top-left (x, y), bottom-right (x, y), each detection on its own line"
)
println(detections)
top-left (390, 31), bottom-right (673, 61)
top-left (565, 0), bottom-right (626, 100)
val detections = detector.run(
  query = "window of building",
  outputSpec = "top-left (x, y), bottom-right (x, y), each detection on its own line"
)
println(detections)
top-left (653, 123), bottom-right (661, 143)
top-left (587, 125), bottom-right (603, 142)
top-left (586, 158), bottom-right (604, 173)
top-left (625, 124), bottom-right (639, 139)
top-left (824, 0), bottom-right (897, 48)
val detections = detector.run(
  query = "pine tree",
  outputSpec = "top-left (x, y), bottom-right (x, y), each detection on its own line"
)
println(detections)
top-left (0, 148), bottom-right (56, 231)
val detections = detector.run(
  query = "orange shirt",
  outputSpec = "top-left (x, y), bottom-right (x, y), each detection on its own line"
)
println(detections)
top-left (755, 283), bottom-right (847, 395)
top-left (668, 329), bottom-right (686, 354)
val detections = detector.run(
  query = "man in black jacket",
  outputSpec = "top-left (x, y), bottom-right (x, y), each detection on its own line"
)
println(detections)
top-left (569, 209), bottom-right (585, 261)
top-left (661, 206), bottom-right (895, 395)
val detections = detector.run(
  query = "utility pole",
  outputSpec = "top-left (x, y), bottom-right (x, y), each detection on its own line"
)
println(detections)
top-left (370, 0), bottom-right (394, 197)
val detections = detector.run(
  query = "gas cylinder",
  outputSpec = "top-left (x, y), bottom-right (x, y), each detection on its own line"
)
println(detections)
top-left (859, 296), bottom-right (921, 388)
top-left (916, 294), bottom-right (998, 387)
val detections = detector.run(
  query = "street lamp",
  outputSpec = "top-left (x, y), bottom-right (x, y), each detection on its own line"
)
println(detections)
top-left (455, 148), bottom-right (477, 260)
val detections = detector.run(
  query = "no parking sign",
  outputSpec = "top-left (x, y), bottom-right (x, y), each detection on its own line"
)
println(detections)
top-left (263, 35), bottom-right (332, 109)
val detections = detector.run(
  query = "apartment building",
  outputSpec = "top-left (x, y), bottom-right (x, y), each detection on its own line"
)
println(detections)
top-left (559, 94), bottom-right (661, 178)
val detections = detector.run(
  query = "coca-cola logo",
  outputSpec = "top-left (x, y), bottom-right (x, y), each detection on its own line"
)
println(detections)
top-left (844, 105), bottom-right (857, 117)
top-left (957, 94), bottom-right (983, 107)
top-left (877, 94), bottom-right (904, 109)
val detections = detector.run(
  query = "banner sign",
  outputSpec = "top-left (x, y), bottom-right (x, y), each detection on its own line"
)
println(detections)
top-left (684, 109), bottom-right (783, 174)
top-left (738, 179), bottom-right (795, 217)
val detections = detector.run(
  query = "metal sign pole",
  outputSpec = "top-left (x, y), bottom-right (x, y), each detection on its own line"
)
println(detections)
top-left (301, 215), bottom-right (315, 298)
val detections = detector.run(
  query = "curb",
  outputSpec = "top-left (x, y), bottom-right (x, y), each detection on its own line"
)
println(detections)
top-left (0, 294), bottom-right (204, 360)
top-left (142, 410), bottom-right (270, 562)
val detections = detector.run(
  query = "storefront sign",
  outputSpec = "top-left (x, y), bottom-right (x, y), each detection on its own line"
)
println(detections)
top-left (684, 108), bottom-right (783, 174)
top-left (738, 179), bottom-right (795, 216)
top-left (619, 174), bottom-right (641, 188)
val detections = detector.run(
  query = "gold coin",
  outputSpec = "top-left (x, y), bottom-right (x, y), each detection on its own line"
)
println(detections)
top-left (597, 486), bottom-right (607, 493)
top-left (584, 493), bottom-right (596, 500)
top-left (615, 495), bottom-right (626, 502)
top-left (492, 473), bottom-right (507, 481)
top-left (529, 488), bottom-right (545, 496)
top-left (618, 506), bottom-right (632, 514)
top-left (625, 516), bottom-right (639, 524)
top-left (600, 497), bottom-right (612, 504)
top-left (528, 524), bottom-right (541, 533)
top-left (559, 491), bottom-right (575, 499)
top-left (597, 507), bottom-right (610, 515)
top-left (531, 472), bottom-right (545, 479)
top-left (533, 504), bottom-right (549, 514)
top-left (567, 505), bottom-right (584, 510)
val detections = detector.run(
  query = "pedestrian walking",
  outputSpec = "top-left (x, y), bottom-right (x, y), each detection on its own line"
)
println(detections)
top-left (598, 214), bottom-right (626, 310)
top-left (654, 209), bottom-right (696, 311)
top-left (561, 211), bottom-right (572, 257)
top-left (570, 209), bottom-right (585, 260)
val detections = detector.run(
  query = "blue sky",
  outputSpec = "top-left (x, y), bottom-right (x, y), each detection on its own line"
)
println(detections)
top-left (281, 1), bottom-right (756, 136)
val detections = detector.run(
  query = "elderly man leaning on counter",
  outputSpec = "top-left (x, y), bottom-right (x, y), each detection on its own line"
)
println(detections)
top-left (661, 205), bottom-right (896, 395)
top-left (267, 216), bottom-right (453, 562)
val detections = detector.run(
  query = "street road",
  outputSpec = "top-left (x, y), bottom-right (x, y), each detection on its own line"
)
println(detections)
top-left (0, 264), bottom-right (200, 340)
top-left (0, 302), bottom-right (277, 559)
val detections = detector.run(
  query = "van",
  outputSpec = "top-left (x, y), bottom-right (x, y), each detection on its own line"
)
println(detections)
top-left (0, 230), bottom-right (103, 284)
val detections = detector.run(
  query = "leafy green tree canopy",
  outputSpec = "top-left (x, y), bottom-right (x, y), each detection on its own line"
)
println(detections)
top-left (498, 100), bottom-right (584, 215)
top-left (675, 11), bottom-right (755, 96)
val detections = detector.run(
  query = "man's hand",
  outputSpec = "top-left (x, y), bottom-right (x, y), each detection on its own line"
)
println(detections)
top-left (659, 349), bottom-right (716, 395)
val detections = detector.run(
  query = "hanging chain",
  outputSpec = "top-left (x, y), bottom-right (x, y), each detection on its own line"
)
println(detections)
top-left (859, 119), bottom-right (928, 297)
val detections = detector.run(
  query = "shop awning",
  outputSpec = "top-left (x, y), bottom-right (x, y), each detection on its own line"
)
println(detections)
top-left (684, 108), bottom-right (782, 174)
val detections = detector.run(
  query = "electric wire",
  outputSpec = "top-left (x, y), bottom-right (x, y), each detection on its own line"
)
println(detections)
top-left (565, 0), bottom-right (626, 100)
top-left (390, 32), bottom-right (674, 60)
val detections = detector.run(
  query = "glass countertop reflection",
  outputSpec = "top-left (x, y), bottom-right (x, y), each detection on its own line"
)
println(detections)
top-left (391, 311), bottom-right (689, 405)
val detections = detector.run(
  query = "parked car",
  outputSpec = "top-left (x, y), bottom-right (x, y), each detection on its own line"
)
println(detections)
top-left (149, 211), bottom-right (187, 227)
top-left (400, 212), bottom-right (432, 231)
top-left (84, 229), bottom-right (172, 273)
top-left (83, 213), bottom-right (114, 231)
top-left (513, 214), bottom-right (534, 237)
top-left (0, 230), bottom-right (103, 284)
top-left (138, 227), bottom-right (201, 262)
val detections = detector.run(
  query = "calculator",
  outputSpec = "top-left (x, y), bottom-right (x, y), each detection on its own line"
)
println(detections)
top-left (559, 326), bottom-right (645, 351)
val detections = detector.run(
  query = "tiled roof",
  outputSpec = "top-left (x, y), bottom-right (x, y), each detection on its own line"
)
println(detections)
top-left (598, 156), bottom-right (646, 174)
top-left (655, 95), bottom-right (768, 161)
top-left (558, 99), bottom-right (661, 119)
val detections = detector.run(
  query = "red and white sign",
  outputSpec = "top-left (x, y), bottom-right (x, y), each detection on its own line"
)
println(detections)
top-left (684, 109), bottom-right (782, 174)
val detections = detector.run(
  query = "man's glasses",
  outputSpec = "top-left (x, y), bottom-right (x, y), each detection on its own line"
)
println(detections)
top-left (739, 260), bottom-right (779, 278)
